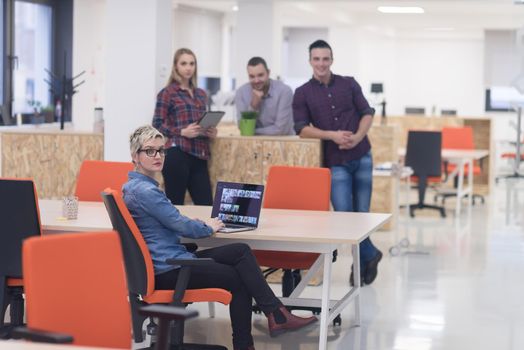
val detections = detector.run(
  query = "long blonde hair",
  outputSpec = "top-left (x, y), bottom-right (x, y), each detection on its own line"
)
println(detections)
top-left (167, 48), bottom-right (198, 88)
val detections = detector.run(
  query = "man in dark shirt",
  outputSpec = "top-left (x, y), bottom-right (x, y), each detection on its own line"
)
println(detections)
top-left (293, 39), bottom-right (382, 286)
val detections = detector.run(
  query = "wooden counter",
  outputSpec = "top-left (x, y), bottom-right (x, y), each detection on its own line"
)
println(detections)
top-left (209, 135), bottom-right (322, 186)
top-left (211, 123), bottom-right (399, 230)
top-left (0, 126), bottom-right (103, 198)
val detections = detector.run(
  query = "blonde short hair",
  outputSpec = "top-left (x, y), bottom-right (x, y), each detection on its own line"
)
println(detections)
top-left (129, 125), bottom-right (164, 157)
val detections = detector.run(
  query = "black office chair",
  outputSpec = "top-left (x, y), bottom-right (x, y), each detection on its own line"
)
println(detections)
top-left (405, 131), bottom-right (446, 218)
top-left (101, 189), bottom-right (231, 349)
top-left (0, 178), bottom-right (41, 339)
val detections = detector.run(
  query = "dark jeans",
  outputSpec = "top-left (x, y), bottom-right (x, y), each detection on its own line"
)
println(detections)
top-left (162, 147), bottom-right (213, 205)
top-left (330, 151), bottom-right (379, 264)
top-left (155, 243), bottom-right (281, 349)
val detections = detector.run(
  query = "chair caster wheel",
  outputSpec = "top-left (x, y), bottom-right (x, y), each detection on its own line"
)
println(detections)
top-left (333, 314), bottom-right (342, 326)
top-left (389, 246), bottom-right (400, 256)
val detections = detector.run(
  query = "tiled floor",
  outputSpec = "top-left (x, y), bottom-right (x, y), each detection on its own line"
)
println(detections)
top-left (156, 179), bottom-right (524, 350)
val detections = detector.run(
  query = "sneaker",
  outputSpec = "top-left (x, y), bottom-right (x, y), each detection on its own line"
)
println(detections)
top-left (363, 250), bottom-right (383, 285)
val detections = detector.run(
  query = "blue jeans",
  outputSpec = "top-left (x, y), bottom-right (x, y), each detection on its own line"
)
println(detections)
top-left (330, 151), bottom-right (379, 264)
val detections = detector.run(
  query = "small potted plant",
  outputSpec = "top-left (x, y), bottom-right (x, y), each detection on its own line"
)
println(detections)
top-left (42, 105), bottom-right (55, 123)
top-left (239, 111), bottom-right (258, 136)
top-left (27, 100), bottom-right (44, 124)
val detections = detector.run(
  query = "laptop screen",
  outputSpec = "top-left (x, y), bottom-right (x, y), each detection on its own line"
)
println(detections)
top-left (211, 182), bottom-right (265, 227)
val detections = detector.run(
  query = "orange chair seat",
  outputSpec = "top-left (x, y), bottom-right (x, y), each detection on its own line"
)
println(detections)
top-left (6, 278), bottom-right (24, 287)
top-left (144, 288), bottom-right (232, 305)
top-left (410, 175), bottom-right (442, 184)
top-left (254, 251), bottom-right (319, 270)
top-left (445, 163), bottom-right (481, 175)
top-left (502, 152), bottom-right (524, 160)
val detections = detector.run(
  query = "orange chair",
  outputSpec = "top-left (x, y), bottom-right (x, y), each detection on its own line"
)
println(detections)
top-left (75, 160), bottom-right (134, 201)
top-left (0, 178), bottom-right (41, 339)
top-left (251, 166), bottom-right (336, 320)
top-left (13, 232), bottom-right (197, 350)
top-left (436, 126), bottom-right (485, 205)
top-left (101, 189), bottom-right (231, 349)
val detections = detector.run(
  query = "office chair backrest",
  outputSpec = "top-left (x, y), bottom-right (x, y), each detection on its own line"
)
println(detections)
top-left (102, 189), bottom-right (154, 297)
top-left (75, 160), bottom-right (134, 202)
top-left (22, 232), bottom-right (131, 349)
top-left (442, 126), bottom-right (474, 150)
top-left (263, 166), bottom-right (331, 210)
top-left (405, 130), bottom-right (442, 177)
top-left (0, 178), bottom-right (41, 278)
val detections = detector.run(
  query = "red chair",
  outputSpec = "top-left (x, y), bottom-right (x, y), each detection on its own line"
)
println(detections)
top-left (75, 160), bottom-right (134, 201)
top-left (13, 232), bottom-right (197, 350)
top-left (436, 126), bottom-right (484, 205)
top-left (102, 189), bottom-right (231, 349)
top-left (0, 178), bottom-right (41, 339)
top-left (251, 166), bottom-right (337, 321)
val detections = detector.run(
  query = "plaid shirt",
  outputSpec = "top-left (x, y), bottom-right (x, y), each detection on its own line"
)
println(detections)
top-left (153, 82), bottom-right (209, 160)
top-left (293, 74), bottom-right (374, 167)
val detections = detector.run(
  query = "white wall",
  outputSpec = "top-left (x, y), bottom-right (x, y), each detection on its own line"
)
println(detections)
top-left (104, 0), bottom-right (172, 161)
top-left (173, 5), bottom-right (223, 77)
top-left (485, 30), bottom-right (521, 86)
top-left (72, 0), bottom-right (106, 131)
top-left (281, 27), bottom-right (328, 89)
top-left (327, 27), bottom-right (485, 116)
top-left (234, 1), bottom-right (274, 87)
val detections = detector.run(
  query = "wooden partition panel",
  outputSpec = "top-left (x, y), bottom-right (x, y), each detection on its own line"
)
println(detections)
top-left (0, 130), bottom-right (103, 198)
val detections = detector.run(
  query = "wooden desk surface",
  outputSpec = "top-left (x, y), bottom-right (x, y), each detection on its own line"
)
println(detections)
top-left (39, 200), bottom-right (390, 245)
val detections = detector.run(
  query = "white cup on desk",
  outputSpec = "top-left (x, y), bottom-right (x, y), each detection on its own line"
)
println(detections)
top-left (62, 196), bottom-right (79, 220)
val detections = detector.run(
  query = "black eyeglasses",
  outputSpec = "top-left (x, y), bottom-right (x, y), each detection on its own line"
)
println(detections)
top-left (138, 148), bottom-right (166, 157)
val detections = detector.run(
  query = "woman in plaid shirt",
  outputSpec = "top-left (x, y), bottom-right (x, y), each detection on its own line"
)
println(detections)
top-left (153, 48), bottom-right (217, 205)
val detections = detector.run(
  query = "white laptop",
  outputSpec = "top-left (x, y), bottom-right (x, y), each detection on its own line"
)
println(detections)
top-left (211, 181), bottom-right (265, 233)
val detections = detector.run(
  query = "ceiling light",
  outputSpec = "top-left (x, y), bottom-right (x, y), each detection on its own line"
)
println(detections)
top-left (232, 5), bottom-right (239, 12)
top-left (377, 6), bottom-right (425, 14)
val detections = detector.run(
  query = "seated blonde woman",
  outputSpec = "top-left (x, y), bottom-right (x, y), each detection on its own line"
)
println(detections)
top-left (122, 125), bottom-right (317, 350)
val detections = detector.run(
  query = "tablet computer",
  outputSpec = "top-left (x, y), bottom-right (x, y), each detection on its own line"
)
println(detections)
top-left (198, 111), bottom-right (225, 128)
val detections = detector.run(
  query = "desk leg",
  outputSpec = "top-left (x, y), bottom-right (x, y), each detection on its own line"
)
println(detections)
top-left (467, 159), bottom-right (474, 210)
top-left (352, 243), bottom-right (361, 325)
top-left (456, 159), bottom-right (465, 216)
top-left (319, 252), bottom-right (333, 350)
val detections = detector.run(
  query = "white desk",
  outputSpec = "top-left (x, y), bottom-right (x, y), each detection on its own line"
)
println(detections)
top-left (399, 148), bottom-right (489, 216)
top-left (39, 200), bottom-right (390, 350)
top-left (440, 149), bottom-right (489, 216)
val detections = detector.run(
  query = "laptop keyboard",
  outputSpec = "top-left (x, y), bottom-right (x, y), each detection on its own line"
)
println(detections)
top-left (224, 223), bottom-right (245, 229)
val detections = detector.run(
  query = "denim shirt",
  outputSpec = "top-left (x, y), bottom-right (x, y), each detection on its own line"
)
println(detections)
top-left (122, 171), bottom-right (213, 274)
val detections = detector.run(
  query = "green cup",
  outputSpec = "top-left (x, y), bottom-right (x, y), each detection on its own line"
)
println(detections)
top-left (239, 118), bottom-right (256, 136)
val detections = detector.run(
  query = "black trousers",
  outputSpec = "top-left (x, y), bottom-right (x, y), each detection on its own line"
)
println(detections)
top-left (162, 147), bottom-right (213, 205)
top-left (155, 243), bottom-right (281, 349)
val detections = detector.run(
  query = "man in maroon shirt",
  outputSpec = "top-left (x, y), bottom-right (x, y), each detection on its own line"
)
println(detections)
top-left (292, 39), bottom-right (382, 286)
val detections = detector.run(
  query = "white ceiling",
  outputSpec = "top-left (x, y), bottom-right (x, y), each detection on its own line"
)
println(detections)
top-left (174, 0), bottom-right (524, 30)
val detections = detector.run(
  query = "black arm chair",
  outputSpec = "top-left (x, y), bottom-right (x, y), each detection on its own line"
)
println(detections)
top-left (405, 131), bottom-right (446, 218)
top-left (0, 178), bottom-right (41, 339)
top-left (101, 189), bottom-right (231, 350)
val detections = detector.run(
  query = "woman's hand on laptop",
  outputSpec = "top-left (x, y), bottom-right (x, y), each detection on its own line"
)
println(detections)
top-left (206, 217), bottom-right (225, 233)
